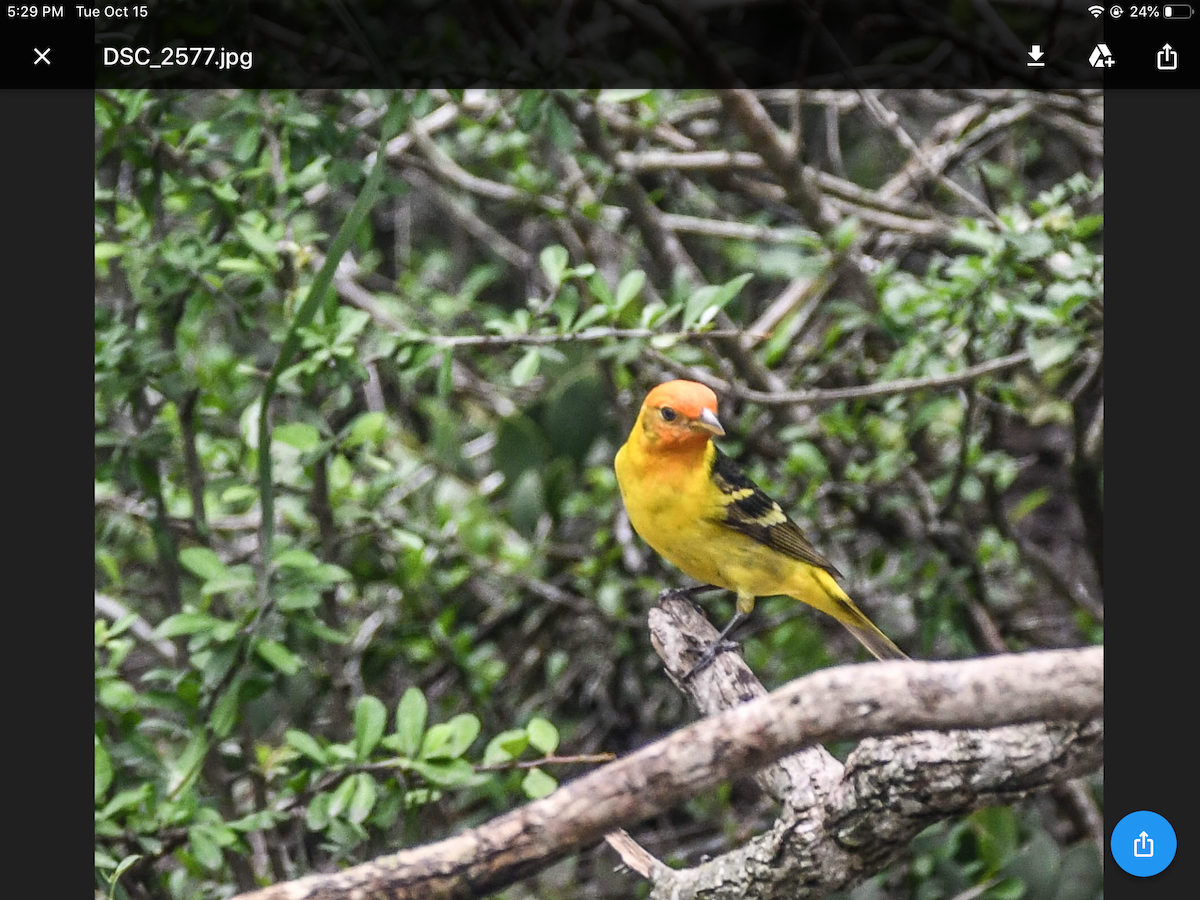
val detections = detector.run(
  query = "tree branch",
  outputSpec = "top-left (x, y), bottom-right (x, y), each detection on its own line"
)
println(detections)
top-left (676, 350), bottom-right (1031, 407)
top-left (637, 595), bottom-right (1101, 899)
top-left (403, 327), bottom-right (766, 349)
top-left (231, 597), bottom-right (1101, 900)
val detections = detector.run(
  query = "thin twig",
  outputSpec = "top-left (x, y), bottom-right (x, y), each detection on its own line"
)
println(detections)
top-left (724, 350), bottom-right (1031, 406)
top-left (476, 753), bottom-right (617, 773)
top-left (403, 327), bottom-right (768, 349)
top-left (94, 593), bottom-right (179, 663)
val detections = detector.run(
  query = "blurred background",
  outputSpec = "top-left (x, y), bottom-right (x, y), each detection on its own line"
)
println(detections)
top-left (95, 89), bottom-right (1103, 900)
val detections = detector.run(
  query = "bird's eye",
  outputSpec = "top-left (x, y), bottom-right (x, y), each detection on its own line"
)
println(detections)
top-left (660, 407), bottom-right (677, 421)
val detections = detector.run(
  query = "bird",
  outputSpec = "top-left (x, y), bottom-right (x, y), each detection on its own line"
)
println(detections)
top-left (614, 379), bottom-right (907, 676)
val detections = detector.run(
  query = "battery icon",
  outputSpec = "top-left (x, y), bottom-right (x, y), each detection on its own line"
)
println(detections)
top-left (1164, 4), bottom-right (1194, 17)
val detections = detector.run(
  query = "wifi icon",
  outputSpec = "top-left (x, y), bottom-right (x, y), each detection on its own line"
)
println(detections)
top-left (1088, 4), bottom-right (1105, 15)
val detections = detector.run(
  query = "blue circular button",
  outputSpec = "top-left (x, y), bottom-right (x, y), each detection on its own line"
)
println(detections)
top-left (1111, 810), bottom-right (1176, 876)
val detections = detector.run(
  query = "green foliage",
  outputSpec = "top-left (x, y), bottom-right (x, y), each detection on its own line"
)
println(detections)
top-left (96, 89), bottom-right (1101, 899)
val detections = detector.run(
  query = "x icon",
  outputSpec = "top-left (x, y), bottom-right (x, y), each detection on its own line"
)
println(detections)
top-left (34, 48), bottom-right (51, 65)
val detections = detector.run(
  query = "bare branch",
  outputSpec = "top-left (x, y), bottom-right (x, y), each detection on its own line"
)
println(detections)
top-left (636, 595), bottom-right (1102, 900)
top-left (403, 327), bottom-right (766, 349)
top-left (402, 167), bottom-right (541, 279)
top-left (694, 350), bottom-right (1031, 407)
top-left (604, 829), bottom-right (669, 881)
top-left (95, 593), bottom-right (179, 663)
top-left (719, 89), bottom-right (834, 233)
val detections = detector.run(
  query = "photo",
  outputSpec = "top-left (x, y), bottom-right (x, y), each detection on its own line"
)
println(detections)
top-left (95, 87), bottom-right (1104, 900)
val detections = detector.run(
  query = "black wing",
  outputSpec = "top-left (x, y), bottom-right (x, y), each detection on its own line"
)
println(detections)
top-left (709, 448), bottom-right (843, 578)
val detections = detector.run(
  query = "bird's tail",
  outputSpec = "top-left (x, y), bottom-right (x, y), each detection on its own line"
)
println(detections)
top-left (839, 613), bottom-right (909, 661)
top-left (794, 569), bottom-right (909, 661)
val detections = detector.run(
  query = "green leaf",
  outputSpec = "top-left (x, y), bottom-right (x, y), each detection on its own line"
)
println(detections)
top-left (545, 103), bottom-right (576, 150)
top-left (988, 877), bottom-right (1026, 900)
top-left (347, 772), bottom-right (378, 824)
top-left (178, 547), bottom-right (228, 581)
top-left (167, 732), bottom-right (209, 797)
top-left (682, 285), bottom-right (720, 328)
top-left (228, 810), bottom-right (285, 833)
top-left (210, 182), bottom-right (240, 203)
top-left (1007, 229), bottom-right (1053, 261)
top-left (708, 273), bottom-right (754, 320)
top-left (1026, 335), bottom-right (1080, 372)
top-left (683, 273), bottom-right (752, 328)
top-left (97, 678), bottom-right (139, 712)
top-left (255, 638), bottom-right (301, 675)
top-left (210, 678), bottom-right (242, 738)
top-left (327, 774), bottom-right (358, 819)
top-left (353, 695), bottom-right (388, 761)
top-left (95, 737), bottom-right (113, 803)
top-left (408, 758), bottom-right (477, 788)
top-left (511, 349), bottom-right (541, 387)
top-left (598, 89), bottom-right (651, 104)
top-left (526, 717), bottom-right (559, 755)
top-left (539, 245), bottom-right (570, 287)
top-left (310, 563), bottom-right (352, 585)
top-left (483, 729), bottom-right (529, 765)
top-left (420, 714), bottom-right (481, 760)
top-left (379, 97), bottom-right (411, 140)
top-left (521, 767), bottom-right (557, 799)
top-left (335, 307), bottom-right (372, 345)
top-left (216, 257), bottom-right (267, 275)
top-left (98, 784), bottom-right (150, 820)
top-left (107, 854), bottom-right (143, 898)
top-left (94, 242), bottom-right (126, 263)
top-left (274, 548), bottom-right (320, 569)
top-left (199, 567), bottom-right (255, 598)
top-left (1072, 214), bottom-right (1104, 240)
top-left (306, 792), bottom-right (332, 830)
top-left (830, 216), bottom-right (860, 249)
top-left (572, 304), bottom-right (610, 331)
top-left (344, 411), bottom-right (388, 449)
top-left (515, 90), bottom-right (545, 131)
top-left (1012, 301), bottom-right (1059, 325)
top-left (154, 611), bottom-right (222, 639)
top-left (614, 270), bottom-right (645, 311)
top-left (237, 222), bottom-right (281, 261)
top-left (274, 422), bottom-right (322, 452)
top-left (1010, 488), bottom-right (1049, 523)
top-left (232, 127), bottom-right (260, 163)
top-left (395, 687), bottom-right (427, 759)
top-left (188, 825), bottom-right (224, 870)
top-left (971, 806), bottom-right (1019, 872)
top-left (285, 729), bottom-right (327, 764)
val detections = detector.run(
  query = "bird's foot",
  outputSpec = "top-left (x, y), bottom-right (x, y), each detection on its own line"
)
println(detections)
top-left (681, 639), bottom-right (741, 681)
top-left (658, 585), bottom-right (721, 605)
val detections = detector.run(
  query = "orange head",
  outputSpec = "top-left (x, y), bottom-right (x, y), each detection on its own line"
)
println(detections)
top-left (635, 380), bottom-right (725, 451)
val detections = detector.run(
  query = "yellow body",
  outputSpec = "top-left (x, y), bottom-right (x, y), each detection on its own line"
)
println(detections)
top-left (615, 380), bottom-right (906, 661)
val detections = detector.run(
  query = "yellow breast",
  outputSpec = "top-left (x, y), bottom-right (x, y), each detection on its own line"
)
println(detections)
top-left (616, 437), bottom-right (737, 590)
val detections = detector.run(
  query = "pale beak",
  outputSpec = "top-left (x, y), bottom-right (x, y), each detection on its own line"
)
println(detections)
top-left (696, 407), bottom-right (725, 436)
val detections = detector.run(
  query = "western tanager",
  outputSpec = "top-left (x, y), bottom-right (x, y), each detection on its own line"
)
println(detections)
top-left (615, 379), bottom-right (907, 674)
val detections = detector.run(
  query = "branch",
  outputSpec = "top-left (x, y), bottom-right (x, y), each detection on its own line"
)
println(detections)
top-left (401, 167), bottom-right (541, 280)
top-left (95, 592), bottom-right (179, 663)
top-left (404, 327), bottom-right (766, 349)
top-left (634, 596), bottom-right (1102, 900)
top-left (718, 89), bottom-right (834, 233)
top-left (750, 350), bottom-right (1031, 404)
top-left (679, 350), bottom-right (1032, 407)
top-left (231, 616), bottom-right (1101, 900)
